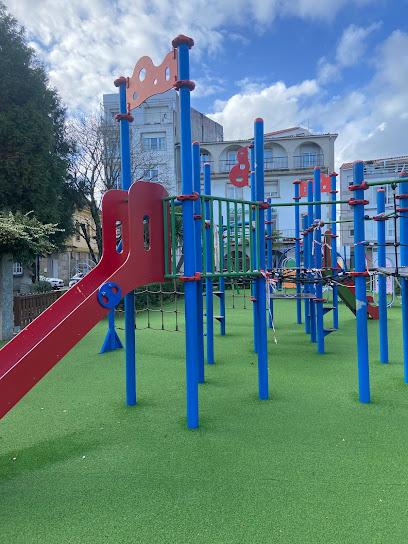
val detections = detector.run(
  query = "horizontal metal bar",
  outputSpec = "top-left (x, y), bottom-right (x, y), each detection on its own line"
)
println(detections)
top-left (200, 194), bottom-right (260, 206)
top-left (365, 177), bottom-right (408, 187)
top-left (270, 199), bottom-right (350, 207)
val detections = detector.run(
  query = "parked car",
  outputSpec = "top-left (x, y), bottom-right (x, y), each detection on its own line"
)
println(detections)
top-left (39, 275), bottom-right (64, 290)
top-left (69, 273), bottom-right (84, 288)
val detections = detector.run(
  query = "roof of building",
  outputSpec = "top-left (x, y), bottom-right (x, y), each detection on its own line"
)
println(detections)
top-left (200, 130), bottom-right (337, 146)
top-left (264, 127), bottom-right (303, 136)
top-left (340, 156), bottom-right (408, 170)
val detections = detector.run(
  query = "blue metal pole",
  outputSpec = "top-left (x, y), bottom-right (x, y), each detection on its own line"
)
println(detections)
top-left (173, 36), bottom-right (199, 428)
top-left (266, 197), bottom-right (273, 328)
top-left (399, 172), bottom-right (408, 381)
top-left (294, 180), bottom-right (302, 324)
top-left (250, 143), bottom-right (258, 353)
top-left (219, 221), bottom-right (226, 335)
top-left (115, 78), bottom-right (136, 406)
top-left (314, 167), bottom-right (325, 354)
top-left (204, 163), bottom-right (214, 365)
top-left (377, 189), bottom-right (388, 364)
top-left (330, 172), bottom-right (339, 330)
top-left (254, 118), bottom-right (268, 400)
top-left (308, 180), bottom-right (316, 343)
top-left (193, 142), bottom-right (205, 382)
top-left (351, 161), bottom-right (370, 403)
top-left (303, 214), bottom-right (310, 334)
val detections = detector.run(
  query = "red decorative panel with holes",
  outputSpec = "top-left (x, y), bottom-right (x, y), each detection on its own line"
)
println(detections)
top-left (229, 147), bottom-right (250, 188)
top-left (126, 50), bottom-right (178, 111)
top-left (299, 173), bottom-right (332, 197)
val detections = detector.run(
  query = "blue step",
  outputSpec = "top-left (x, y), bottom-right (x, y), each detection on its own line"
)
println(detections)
top-left (323, 327), bottom-right (337, 337)
top-left (323, 306), bottom-right (336, 315)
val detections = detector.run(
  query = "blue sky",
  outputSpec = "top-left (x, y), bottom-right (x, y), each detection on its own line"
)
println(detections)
top-left (5, 0), bottom-right (408, 168)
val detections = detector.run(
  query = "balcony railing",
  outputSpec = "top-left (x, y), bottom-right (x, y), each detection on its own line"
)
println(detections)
top-left (219, 157), bottom-right (289, 173)
top-left (264, 157), bottom-right (288, 170)
top-left (279, 229), bottom-right (297, 240)
top-left (219, 159), bottom-right (238, 173)
top-left (293, 154), bottom-right (324, 168)
top-left (364, 162), bottom-right (408, 178)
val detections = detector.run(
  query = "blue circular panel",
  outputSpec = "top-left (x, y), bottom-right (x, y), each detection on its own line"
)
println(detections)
top-left (97, 282), bottom-right (122, 308)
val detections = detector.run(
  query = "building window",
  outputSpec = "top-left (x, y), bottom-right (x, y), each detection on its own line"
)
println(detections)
top-left (141, 132), bottom-right (166, 151)
top-left (75, 222), bottom-right (81, 241)
top-left (144, 107), bottom-right (169, 124)
top-left (226, 184), bottom-right (244, 224)
top-left (226, 185), bottom-right (243, 201)
top-left (220, 150), bottom-right (239, 172)
top-left (386, 185), bottom-right (396, 205)
top-left (294, 151), bottom-right (323, 168)
top-left (13, 262), bottom-right (23, 276)
top-left (349, 229), bottom-right (354, 237)
top-left (200, 152), bottom-right (210, 172)
top-left (143, 168), bottom-right (159, 182)
top-left (264, 149), bottom-right (272, 168)
top-left (270, 213), bottom-right (278, 232)
top-left (265, 181), bottom-right (279, 198)
top-left (302, 152), bottom-right (318, 167)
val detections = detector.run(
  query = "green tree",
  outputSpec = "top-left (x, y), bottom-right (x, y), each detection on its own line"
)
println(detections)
top-left (0, 211), bottom-right (61, 263)
top-left (0, 2), bottom-right (75, 247)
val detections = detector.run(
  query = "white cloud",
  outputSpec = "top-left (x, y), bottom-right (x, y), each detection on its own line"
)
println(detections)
top-left (208, 79), bottom-right (319, 140)
top-left (317, 22), bottom-right (381, 84)
top-left (5, 0), bottom-right (374, 115)
top-left (316, 57), bottom-right (340, 85)
top-left (336, 22), bottom-right (381, 67)
top-left (207, 28), bottom-right (408, 169)
top-left (4, 0), bottom-right (407, 171)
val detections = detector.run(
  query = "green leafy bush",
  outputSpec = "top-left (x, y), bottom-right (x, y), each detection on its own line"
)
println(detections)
top-left (30, 280), bottom-right (54, 293)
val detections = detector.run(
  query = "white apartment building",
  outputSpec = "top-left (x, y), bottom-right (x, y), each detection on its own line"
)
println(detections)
top-left (102, 90), bottom-right (223, 194)
top-left (339, 155), bottom-right (408, 268)
top-left (197, 127), bottom-right (337, 242)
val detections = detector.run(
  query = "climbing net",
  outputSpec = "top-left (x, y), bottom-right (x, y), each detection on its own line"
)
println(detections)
top-left (115, 280), bottom-right (186, 333)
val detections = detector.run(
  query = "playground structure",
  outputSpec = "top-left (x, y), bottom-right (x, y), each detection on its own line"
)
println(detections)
top-left (1, 35), bottom-right (408, 428)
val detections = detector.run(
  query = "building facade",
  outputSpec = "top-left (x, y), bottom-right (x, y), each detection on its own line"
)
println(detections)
top-left (102, 89), bottom-right (223, 194)
top-left (13, 208), bottom-right (100, 293)
top-left (197, 127), bottom-right (337, 243)
top-left (339, 155), bottom-right (408, 268)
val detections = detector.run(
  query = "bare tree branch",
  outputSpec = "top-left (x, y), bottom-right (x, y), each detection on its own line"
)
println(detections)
top-left (66, 114), bottom-right (173, 258)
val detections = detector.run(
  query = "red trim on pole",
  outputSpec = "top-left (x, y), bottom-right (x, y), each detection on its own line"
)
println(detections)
top-left (114, 76), bottom-right (127, 87)
top-left (172, 35), bottom-right (194, 49)
top-left (349, 198), bottom-right (369, 206)
top-left (179, 272), bottom-right (201, 282)
top-left (115, 113), bottom-right (134, 122)
top-left (177, 191), bottom-right (199, 201)
top-left (348, 181), bottom-right (369, 191)
top-left (174, 79), bottom-right (195, 91)
top-left (350, 271), bottom-right (370, 277)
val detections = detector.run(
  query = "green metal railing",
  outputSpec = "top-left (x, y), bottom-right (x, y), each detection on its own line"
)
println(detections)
top-left (163, 195), bottom-right (264, 279)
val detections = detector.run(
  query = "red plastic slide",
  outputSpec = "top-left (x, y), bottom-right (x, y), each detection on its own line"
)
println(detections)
top-left (337, 278), bottom-right (379, 319)
top-left (0, 182), bottom-right (168, 419)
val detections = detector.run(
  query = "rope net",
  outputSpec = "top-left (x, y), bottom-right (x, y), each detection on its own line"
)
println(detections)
top-left (115, 280), bottom-right (186, 332)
